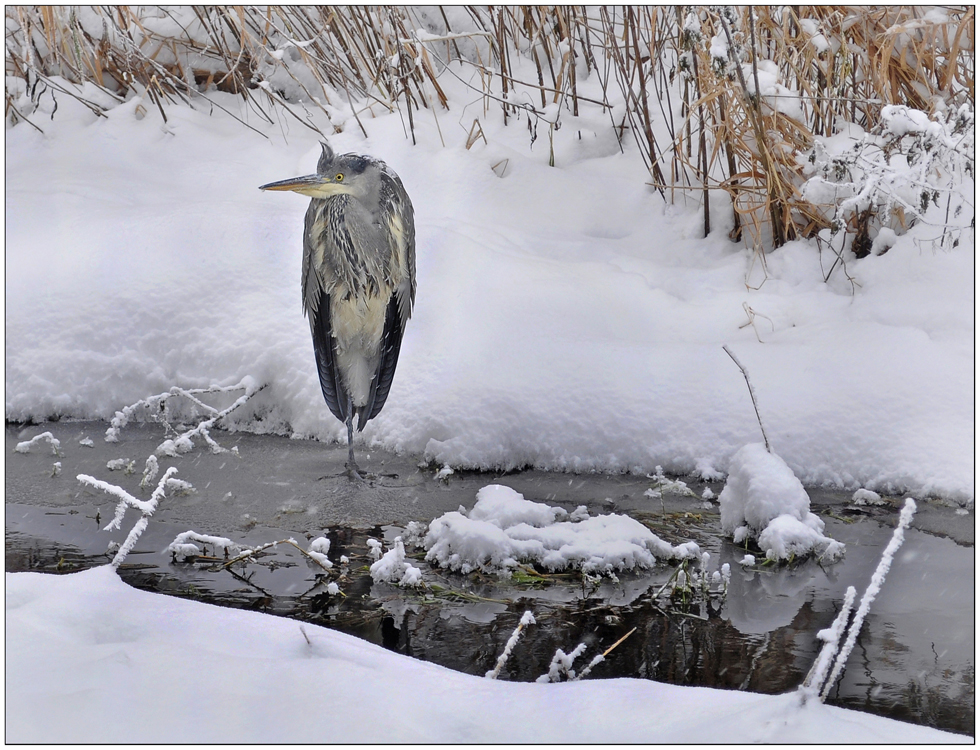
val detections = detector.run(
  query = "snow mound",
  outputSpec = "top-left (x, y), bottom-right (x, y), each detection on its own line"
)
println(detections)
top-left (370, 537), bottom-right (422, 587)
top-left (423, 484), bottom-right (699, 576)
top-left (720, 444), bottom-right (844, 562)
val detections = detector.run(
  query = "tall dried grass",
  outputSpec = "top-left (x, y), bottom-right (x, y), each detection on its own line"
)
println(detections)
top-left (5, 6), bottom-right (974, 252)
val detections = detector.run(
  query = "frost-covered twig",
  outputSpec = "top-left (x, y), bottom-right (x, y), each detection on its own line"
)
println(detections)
top-left (722, 346), bottom-right (771, 453)
top-left (485, 611), bottom-right (535, 679)
top-left (820, 498), bottom-right (917, 700)
top-left (78, 466), bottom-right (193, 568)
top-left (217, 537), bottom-right (334, 573)
top-left (800, 585), bottom-right (856, 701)
top-left (13, 431), bottom-right (61, 456)
top-left (573, 627), bottom-right (637, 681)
top-left (168, 531), bottom-right (250, 561)
top-left (157, 380), bottom-right (265, 456)
top-left (105, 378), bottom-right (265, 458)
top-left (537, 643), bottom-right (588, 683)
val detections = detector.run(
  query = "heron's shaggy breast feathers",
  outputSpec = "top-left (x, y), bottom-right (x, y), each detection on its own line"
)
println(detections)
top-left (301, 159), bottom-right (415, 418)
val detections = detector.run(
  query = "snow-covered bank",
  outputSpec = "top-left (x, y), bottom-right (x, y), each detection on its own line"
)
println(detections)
top-left (5, 566), bottom-right (968, 743)
top-left (5, 87), bottom-right (973, 503)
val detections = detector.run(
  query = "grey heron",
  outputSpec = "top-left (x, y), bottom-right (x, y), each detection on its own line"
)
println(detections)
top-left (260, 142), bottom-right (416, 478)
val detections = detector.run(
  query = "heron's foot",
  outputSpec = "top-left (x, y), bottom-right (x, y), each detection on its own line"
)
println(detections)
top-left (345, 461), bottom-right (370, 483)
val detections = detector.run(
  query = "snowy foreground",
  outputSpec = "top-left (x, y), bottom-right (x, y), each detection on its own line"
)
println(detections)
top-left (5, 81), bottom-right (974, 504)
top-left (5, 566), bottom-right (966, 744)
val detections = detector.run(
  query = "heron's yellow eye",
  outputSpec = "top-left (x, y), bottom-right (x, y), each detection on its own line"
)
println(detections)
top-left (335, 173), bottom-right (344, 182)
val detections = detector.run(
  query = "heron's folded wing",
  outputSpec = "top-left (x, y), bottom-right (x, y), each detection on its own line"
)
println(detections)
top-left (359, 293), bottom-right (405, 429)
top-left (311, 288), bottom-right (349, 425)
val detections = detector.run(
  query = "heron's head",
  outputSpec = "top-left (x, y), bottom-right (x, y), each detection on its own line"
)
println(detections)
top-left (259, 142), bottom-right (373, 199)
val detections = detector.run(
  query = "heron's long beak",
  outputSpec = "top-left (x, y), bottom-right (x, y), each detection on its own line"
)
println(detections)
top-left (259, 174), bottom-right (331, 196)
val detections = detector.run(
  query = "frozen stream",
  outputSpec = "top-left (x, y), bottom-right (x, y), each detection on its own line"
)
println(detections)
top-left (5, 421), bottom-right (975, 737)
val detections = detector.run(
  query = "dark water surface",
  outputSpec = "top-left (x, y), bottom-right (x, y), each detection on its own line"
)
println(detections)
top-left (5, 421), bottom-right (975, 736)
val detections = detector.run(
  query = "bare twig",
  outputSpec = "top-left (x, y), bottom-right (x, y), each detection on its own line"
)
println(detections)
top-left (722, 345), bottom-right (771, 453)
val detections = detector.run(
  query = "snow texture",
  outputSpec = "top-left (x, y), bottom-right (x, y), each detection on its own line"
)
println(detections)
top-left (423, 484), bottom-right (699, 575)
top-left (7, 566), bottom-right (965, 743)
top-left (4, 86), bottom-right (973, 505)
top-left (720, 444), bottom-right (844, 562)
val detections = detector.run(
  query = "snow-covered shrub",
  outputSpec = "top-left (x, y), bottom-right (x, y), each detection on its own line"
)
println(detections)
top-left (423, 484), bottom-right (699, 577)
top-left (802, 103), bottom-right (974, 266)
top-left (720, 443), bottom-right (843, 563)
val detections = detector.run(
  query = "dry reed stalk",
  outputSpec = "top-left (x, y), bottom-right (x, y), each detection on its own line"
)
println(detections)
top-left (5, 6), bottom-right (972, 255)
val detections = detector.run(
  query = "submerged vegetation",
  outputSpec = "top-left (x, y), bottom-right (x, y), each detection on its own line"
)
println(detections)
top-left (5, 6), bottom-right (974, 261)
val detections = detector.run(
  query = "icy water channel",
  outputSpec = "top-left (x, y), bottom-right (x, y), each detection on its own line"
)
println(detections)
top-left (5, 421), bottom-right (975, 737)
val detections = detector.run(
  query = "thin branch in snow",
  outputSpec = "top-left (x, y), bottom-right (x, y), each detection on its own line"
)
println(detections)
top-left (820, 498), bottom-right (917, 701)
top-left (13, 431), bottom-right (62, 456)
top-left (485, 610), bottom-right (535, 679)
top-left (722, 345), bottom-right (771, 453)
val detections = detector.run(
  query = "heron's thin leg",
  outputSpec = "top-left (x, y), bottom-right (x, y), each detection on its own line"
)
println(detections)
top-left (344, 395), bottom-right (363, 480)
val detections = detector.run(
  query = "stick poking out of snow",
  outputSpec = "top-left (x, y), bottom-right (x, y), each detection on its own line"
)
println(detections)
top-left (800, 585), bottom-right (856, 701)
top-left (820, 498), bottom-right (917, 700)
top-left (486, 610), bottom-right (536, 680)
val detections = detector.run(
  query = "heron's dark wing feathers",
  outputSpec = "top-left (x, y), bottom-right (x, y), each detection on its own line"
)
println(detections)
top-left (310, 287), bottom-right (349, 425)
top-left (358, 293), bottom-right (405, 429)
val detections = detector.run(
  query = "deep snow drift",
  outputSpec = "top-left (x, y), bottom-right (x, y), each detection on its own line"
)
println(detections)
top-left (4, 85), bottom-right (973, 503)
top-left (5, 565), bottom-right (967, 744)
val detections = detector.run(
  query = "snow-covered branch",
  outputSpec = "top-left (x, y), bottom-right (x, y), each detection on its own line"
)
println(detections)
top-left (78, 466), bottom-right (194, 568)
top-left (819, 498), bottom-right (917, 700)
top-left (168, 531), bottom-right (250, 561)
top-left (13, 431), bottom-right (62, 456)
top-left (104, 377), bottom-right (266, 457)
top-left (485, 611), bottom-right (535, 679)
top-left (800, 585), bottom-right (856, 701)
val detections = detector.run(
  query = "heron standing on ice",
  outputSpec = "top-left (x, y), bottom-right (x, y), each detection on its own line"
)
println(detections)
top-left (260, 142), bottom-right (416, 478)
